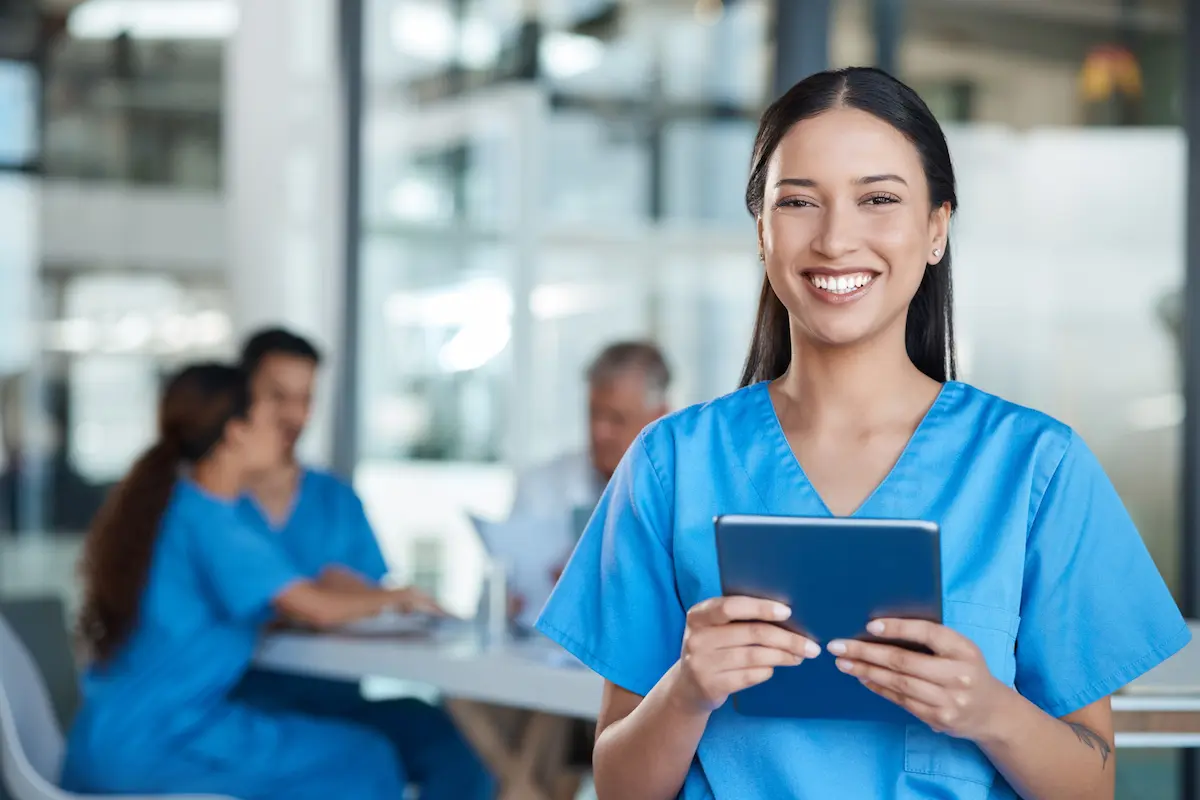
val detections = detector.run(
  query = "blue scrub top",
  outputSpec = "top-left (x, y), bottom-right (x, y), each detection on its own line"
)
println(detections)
top-left (537, 380), bottom-right (1192, 800)
top-left (63, 480), bottom-right (303, 788)
top-left (238, 468), bottom-right (389, 584)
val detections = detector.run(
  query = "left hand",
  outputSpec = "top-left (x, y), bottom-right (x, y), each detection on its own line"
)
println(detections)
top-left (827, 618), bottom-right (1012, 742)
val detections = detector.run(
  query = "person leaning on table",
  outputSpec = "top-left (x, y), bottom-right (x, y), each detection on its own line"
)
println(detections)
top-left (228, 327), bottom-right (494, 800)
top-left (535, 66), bottom-right (1190, 800)
top-left (61, 363), bottom-right (450, 800)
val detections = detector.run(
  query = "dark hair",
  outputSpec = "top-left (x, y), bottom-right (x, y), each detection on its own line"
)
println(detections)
top-left (240, 327), bottom-right (322, 376)
top-left (78, 363), bottom-right (250, 663)
top-left (739, 67), bottom-right (957, 388)
top-left (586, 340), bottom-right (672, 403)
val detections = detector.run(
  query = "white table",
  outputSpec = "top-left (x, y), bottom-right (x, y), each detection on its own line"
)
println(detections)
top-left (258, 630), bottom-right (600, 800)
top-left (257, 623), bottom-right (1200, 749)
top-left (258, 631), bottom-right (602, 718)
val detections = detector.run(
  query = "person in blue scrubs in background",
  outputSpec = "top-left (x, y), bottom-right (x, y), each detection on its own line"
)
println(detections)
top-left (536, 67), bottom-right (1192, 800)
top-left (228, 327), bottom-right (494, 800)
top-left (63, 363), bottom-right (441, 798)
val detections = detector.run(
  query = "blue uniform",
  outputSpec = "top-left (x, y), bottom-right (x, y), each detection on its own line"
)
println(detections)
top-left (231, 468), bottom-right (494, 800)
top-left (236, 469), bottom-right (389, 583)
top-left (61, 480), bottom-right (406, 799)
top-left (537, 380), bottom-right (1192, 800)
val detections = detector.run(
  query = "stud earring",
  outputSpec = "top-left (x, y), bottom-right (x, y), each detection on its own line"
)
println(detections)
top-left (932, 248), bottom-right (941, 259)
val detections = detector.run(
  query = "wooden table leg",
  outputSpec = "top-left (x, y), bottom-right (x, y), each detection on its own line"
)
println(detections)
top-left (446, 699), bottom-right (572, 800)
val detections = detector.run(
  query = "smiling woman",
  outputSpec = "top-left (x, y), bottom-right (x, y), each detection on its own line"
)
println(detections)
top-left (534, 66), bottom-right (1190, 800)
top-left (741, 83), bottom-right (956, 389)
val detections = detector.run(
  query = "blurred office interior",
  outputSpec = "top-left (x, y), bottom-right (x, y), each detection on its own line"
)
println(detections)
top-left (0, 0), bottom-right (1198, 797)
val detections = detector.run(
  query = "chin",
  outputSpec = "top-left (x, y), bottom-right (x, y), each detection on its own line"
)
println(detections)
top-left (798, 318), bottom-right (881, 349)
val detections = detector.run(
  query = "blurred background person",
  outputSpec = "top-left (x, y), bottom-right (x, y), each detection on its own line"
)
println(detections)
top-left (237, 327), bottom-right (393, 586)
top-left (231, 326), bottom-right (495, 798)
top-left (62, 363), bottom-right (444, 799)
top-left (507, 340), bottom-right (671, 587)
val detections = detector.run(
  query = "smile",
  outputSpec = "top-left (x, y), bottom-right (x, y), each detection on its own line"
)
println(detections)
top-left (806, 272), bottom-right (877, 296)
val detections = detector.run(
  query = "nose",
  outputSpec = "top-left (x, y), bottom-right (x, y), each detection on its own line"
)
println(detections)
top-left (810, 201), bottom-right (860, 261)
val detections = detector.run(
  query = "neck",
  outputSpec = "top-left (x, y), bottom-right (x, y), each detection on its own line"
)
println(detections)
top-left (192, 452), bottom-right (246, 500)
top-left (244, 460), bottom-right (300, 496)
top-left (777, 323), bottom-right (935, 427)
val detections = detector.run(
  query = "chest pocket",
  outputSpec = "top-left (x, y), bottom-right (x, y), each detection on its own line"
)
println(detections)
top-left (904, 600), bottom-right (1020, 789)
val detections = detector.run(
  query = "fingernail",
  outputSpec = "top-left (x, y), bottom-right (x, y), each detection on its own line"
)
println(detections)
top-left (827, 640), bottom-right (847, 655)
top-left (804, 640), bottom-right (821, 658)
top-left (773, 604), bottom-right (791, 620)
top-left (867, 620), bottom-right (885, 635)
top-left (836, 658), bottom-right (855, 673)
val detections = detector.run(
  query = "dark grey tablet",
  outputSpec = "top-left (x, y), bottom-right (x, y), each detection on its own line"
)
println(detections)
top-left (714, 514), bottom-right (942, 724)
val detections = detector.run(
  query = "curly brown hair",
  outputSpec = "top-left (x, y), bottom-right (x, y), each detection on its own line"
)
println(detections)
top-left (78, 363), bottom-right (250, 663)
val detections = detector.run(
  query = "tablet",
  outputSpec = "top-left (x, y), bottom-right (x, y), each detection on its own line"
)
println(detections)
top-left (714, 514), bottom-right (941, 724)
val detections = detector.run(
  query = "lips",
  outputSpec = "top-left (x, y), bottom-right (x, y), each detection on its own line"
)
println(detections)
top-left (800, 269), bottom-right (881, 304)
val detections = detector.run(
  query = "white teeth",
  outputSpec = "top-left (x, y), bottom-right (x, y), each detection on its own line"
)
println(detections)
top-left (807, 273), bottom-right (874, 295)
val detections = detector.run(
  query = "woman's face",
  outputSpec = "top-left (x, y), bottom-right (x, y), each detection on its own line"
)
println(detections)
top-left (758, 107), bottom-right (950, 351)
top-left (227, 399), bottom-right (286, 474)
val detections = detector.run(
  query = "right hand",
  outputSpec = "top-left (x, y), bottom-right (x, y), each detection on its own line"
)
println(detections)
top-left (675, 596), bottom-right (821, 713)
top-left (388, 586), bottom-right (447, 616)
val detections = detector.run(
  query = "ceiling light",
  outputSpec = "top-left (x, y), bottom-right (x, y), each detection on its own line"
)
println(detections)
top-left (540, 31), bottom-right (604, 79)
top-left (390, 2), bottom-right (456, 62)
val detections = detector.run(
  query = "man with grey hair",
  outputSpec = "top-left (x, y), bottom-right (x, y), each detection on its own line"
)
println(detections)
top-left (508, 340), bottom-right (672, 536)
top-left (498, 340), bottom-right (671, 783)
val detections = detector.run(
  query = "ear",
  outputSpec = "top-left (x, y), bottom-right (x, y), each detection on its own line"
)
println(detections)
top-left (928, 201), bottom-right (951, 265)
top-left (756, 215), bottom-right (766, 262)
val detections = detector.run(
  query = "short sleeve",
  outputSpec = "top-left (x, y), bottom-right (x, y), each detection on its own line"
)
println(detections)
top-left (1015, 432), bottom-right (1192, 717)
top-left (186, 494), bottom-right (304, 621)
top-left (535, 431), bottom-right (685, 697)
top-left (339, 492), bottom-right (390, 584)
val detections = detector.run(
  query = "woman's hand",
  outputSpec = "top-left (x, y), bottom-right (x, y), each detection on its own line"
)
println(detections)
top-left (674, 596), bottom-right (821, 713)
top-left (389, 586), bottom-right (447, 616)
top-left (827, 618), bottom-right (1013, 741)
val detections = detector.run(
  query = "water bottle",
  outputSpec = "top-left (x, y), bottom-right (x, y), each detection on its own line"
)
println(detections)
top-left (481, 558), bottom-right (509, 649)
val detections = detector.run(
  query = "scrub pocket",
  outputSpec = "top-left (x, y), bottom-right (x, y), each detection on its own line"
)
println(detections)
top-left (904, 600), bottom-right (1021, 787)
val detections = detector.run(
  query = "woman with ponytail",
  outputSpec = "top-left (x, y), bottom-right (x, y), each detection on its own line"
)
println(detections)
top-left (535, 68), bottom-right (1188, 799)
top-left (62, 363), bottom-right (433, 799)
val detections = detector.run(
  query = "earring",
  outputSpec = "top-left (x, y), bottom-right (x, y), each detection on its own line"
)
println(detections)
top-left (932, 248), bottom-right (941, 259)
top-left (758, 251), bottom-right (765, 262)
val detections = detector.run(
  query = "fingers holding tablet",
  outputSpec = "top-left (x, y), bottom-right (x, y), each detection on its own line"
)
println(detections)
top-left (688, 594), bottom-right (792, 625)
top-left (676, 596), bottom-right (821, 713)
top-left (825, 619), bottom-right (1005, 739)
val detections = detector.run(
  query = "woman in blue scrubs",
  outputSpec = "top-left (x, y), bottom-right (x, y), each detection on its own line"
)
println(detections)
top-left (536, 67), bottom-right (1191, 800)
top-left (62, 364), bottom-right (443, 799)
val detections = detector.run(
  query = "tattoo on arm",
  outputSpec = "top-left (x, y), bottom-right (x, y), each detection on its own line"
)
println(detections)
top-left (1065, 722), bottom-right (1112, 769)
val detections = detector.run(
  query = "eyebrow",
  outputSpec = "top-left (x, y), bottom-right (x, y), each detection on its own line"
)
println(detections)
top-left (774, 174), bottom-right (909, 188)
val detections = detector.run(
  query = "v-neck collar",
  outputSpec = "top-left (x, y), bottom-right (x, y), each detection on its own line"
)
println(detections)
top-left (245, 468), bottom-right (309, 533)
top-left (744, 379), bottom-right (959, 519)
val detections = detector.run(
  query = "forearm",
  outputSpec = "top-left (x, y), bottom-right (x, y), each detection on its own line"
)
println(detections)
top-left (317, 566), bottom-right (377, 592)
top-left (978, 692), bottom-right (1113, 800)
top-left (594, 663), bottom-right (711, 800)
top-left (275, 581), bottom-right (396, 629)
